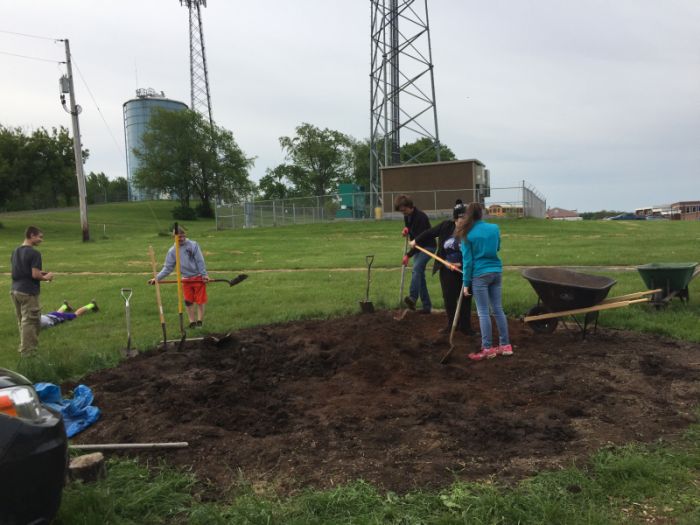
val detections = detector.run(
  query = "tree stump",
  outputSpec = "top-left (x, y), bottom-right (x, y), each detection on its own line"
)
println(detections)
top-left (69, 452), bottom-right (106, 483)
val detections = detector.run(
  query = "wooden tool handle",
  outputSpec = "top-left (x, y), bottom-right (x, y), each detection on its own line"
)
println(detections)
top-left (173, 224), bottom-right (184, 315)
top-left (413, 244), bottom-right (462, 273)
top-left (148, 246), bottom-right (166, 324)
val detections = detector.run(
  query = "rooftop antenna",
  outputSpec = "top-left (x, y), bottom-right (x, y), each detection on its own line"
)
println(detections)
top-left (180, 0), bottom-right (214, 126)
top-left (369, 0), bottom-right (442, 212)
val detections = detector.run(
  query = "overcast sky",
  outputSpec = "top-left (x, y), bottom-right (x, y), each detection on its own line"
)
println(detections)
top-left (3, 0), bottom-right (699, 211)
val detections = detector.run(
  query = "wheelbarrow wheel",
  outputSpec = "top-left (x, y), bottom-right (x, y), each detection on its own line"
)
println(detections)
top-left (526, 305), bottom-right (559, 334)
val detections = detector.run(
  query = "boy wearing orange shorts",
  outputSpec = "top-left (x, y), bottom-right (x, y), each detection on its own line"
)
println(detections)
top-left (150, 226), bottom-right (210, 328)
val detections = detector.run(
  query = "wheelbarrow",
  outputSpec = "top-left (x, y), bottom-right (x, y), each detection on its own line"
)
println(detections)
top-left (522, 267), bottom-right (660, 339)
top-left (636, 262), bottom-right (699, 307)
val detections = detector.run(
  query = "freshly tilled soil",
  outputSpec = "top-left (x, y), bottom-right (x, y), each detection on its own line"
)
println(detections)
top-left (71, 311), bottom-right (700, 496)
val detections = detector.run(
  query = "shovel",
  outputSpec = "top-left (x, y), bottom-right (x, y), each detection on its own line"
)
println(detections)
top-left (398, 236), bottom-right (408, 307)
top-left (440, 291), bottom-right (464, 364)
top-left (120, 288), bottom-right (138, 358)
top-left (359, 255), bottom-right (375, 313)
top-left (157, 274), bottom-right (248, 287)
top-left (393, 239), bottom-right (411, 320)
top-left (148, 245), bottom-right (167, 348)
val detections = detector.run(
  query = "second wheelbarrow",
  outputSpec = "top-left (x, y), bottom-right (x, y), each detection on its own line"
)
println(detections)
top-left (522, 267), bottom-right (660, 339)
top-left (636, 262), bottom-right (699, 307)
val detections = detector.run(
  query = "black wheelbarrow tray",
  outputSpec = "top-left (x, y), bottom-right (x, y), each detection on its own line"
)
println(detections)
top-left (636, 262), bottom-right (700, 306)
top-left (521, 267), bottom-right (661, 338)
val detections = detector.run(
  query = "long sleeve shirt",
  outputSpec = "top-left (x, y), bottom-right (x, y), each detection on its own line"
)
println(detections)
top-left (404, 207), bottom-right (436, 257)
top-left (156, 239), bottom-right (208, 281)
top-left (460, 220), bottom-right (503, 288)
top-left (414, 219), bottom-right (458, 274)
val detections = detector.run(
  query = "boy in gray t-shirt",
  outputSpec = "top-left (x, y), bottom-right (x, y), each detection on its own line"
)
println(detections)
top-left (10, 226), bottom-right (54, 355)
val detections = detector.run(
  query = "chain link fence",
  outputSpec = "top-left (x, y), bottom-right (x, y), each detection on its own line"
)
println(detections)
top-left (216, 182), bottom-right (545, 230)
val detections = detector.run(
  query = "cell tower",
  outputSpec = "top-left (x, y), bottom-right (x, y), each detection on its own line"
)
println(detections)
top-left (369, 0), bottom-right (441, 210)
top-left (180, 0), bottom-right (213, 125)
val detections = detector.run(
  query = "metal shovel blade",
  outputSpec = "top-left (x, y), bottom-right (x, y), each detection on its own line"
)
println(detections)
top-left (120, 347), bottom-right (139, 358)
top-left (359, 300), bottom-right (375, 314)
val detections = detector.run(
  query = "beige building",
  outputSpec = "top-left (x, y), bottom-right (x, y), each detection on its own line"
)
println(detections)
top-left (546, 207), bottom-right (581, 221)
top-left (381, 159), bottom-right (490, 216)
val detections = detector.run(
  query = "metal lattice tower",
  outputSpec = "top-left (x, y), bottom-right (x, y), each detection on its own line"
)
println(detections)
top-left (180, 0), bottom-right (213, 126)
top-left (369, 0), bottom-right (441, 210)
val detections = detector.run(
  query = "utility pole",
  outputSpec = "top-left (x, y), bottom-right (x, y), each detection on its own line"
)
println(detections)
top-left (59, 39), bottom-right (90, 242)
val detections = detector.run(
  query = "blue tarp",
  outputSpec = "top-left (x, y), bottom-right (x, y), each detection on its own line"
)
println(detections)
top-left (34, 383), bottom-right (101, 438)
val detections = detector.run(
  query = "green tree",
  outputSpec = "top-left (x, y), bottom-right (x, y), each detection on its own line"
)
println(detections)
top-left (400, 137), bottom-right (456, 164)
top-left (274, 123), bottom-right (354, 196)
top-left (257, 164), bottom-right (306, 200)
top-left (86, 172), bottom-right (128, 203)
top-left (349, 137), bottom-right (457, 192)
top-left (133, 109), bottom-right (253, 216)
top-left (0, 125), bottom-right (85, 211)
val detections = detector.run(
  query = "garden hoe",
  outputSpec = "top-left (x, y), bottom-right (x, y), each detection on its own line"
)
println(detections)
top-left (173, 223), bottom-right (187, 350)
top-left (119, 288), bottom-right (138, 358)
top-left (148, 245), bottom-right (167, 348)
top-left (359, 255), bottom-right (375, 313)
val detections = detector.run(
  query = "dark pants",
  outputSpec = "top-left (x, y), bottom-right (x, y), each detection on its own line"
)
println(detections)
top-left (439, 267), bottom-right (472, 332)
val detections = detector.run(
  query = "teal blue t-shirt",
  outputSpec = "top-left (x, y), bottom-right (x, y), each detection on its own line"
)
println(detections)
top-left (460, 220), bottom-right (502, 288)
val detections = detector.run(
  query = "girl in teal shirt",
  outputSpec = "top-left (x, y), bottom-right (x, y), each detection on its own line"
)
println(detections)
top-left (457, 203), bottom-right (512, 361)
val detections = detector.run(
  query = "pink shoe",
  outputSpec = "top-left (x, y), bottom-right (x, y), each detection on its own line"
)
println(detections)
top-left (497, 344), bottom-right (513, 356)
top-left (468, 347), bottom-right (498, 361)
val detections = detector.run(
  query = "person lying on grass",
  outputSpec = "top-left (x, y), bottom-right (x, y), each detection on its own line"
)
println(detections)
top-left (40, 300), bottom-right (99, 329)
top-left (148, 225), bottom-right (210, 328)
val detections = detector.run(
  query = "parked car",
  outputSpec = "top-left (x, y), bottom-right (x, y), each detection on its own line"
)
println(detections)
top-left (606, 213), bottom-right (646, 220)
top-left (0, 367), bottom-right (68, 524)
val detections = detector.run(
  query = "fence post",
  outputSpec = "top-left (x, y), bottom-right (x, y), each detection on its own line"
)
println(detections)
top-left (293, 203), bottom-right (296, 223)
top-left (272, 200), bottom-right (277, 227)
top-left (434, 191), bottom-right (437, 215)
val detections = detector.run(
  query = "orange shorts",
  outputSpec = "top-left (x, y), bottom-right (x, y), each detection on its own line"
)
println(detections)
top-left (183, 276), bottom-right (208, 305)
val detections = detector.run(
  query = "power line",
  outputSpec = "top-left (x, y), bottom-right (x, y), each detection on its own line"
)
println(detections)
top-left (0, 29), bottom-right (59, 41)
top-left (0, 49), bottom-right (63, 63)
top-left (71, 55), bottom-right (125, 157)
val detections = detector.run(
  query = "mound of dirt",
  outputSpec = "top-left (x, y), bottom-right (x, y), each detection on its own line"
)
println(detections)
top-left (71, 311), bottom-right (700, 495)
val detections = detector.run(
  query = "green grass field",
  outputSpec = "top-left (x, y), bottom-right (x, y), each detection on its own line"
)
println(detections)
top-left (1, 202), bottom-right (699, 524)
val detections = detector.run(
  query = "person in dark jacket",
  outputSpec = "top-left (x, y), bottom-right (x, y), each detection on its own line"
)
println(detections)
top-left (395, 194), bottom-right (435, 313)
top-left (411, 200), bottom-right (474, 335)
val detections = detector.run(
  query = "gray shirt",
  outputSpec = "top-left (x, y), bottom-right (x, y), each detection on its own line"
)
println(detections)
top-left (11, 245), bottom-right (42, 295)
top-left (156, 239), bottom-right (208, 281)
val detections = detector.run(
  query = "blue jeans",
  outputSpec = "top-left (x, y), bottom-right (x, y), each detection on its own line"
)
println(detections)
top-left (409, 250), bottom-right (432, 311)
top-left (471, 272), bottom-right (509, 349)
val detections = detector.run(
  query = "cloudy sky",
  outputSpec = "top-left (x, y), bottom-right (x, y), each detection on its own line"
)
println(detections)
top-left (3, 0), bottom-right (699, 211)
